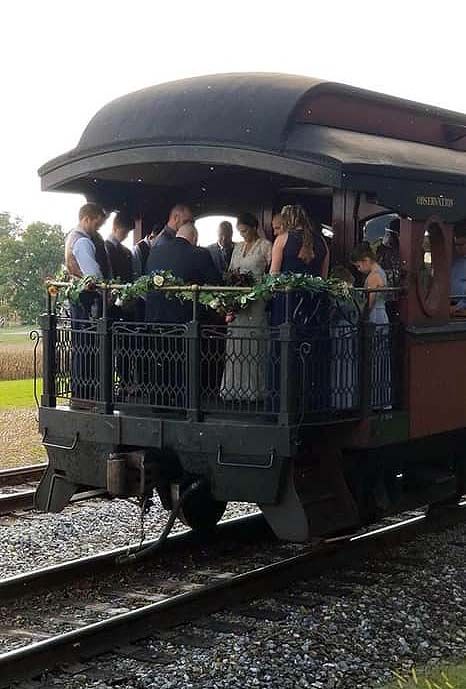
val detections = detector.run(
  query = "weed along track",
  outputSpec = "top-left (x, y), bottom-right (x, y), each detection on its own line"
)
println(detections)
top-left (0, 505), bottom-right (465, 687)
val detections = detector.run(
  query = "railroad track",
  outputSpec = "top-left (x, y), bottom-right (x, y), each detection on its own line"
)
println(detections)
top-left (0, 464), bottom-right (107, 515)
top-left (0, 503), bottom-right (465, 687)
top-left (0, 464), bottom-right (46, 515)
top-left (0, 464), bottom-right (46, 488)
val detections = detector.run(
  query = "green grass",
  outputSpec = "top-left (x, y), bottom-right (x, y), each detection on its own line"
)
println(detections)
top-left (0, 326), bottom-right (35, 346)
top-left (0, 378), bottom-right (41, 409)
top-left (383, 663), bottom-right (466, 688)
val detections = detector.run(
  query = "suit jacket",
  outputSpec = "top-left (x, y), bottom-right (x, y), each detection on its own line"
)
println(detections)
top-left (154, 224), bottom-right (176, 248)
top-left (105, 238), bottom-right (133, 283)
top-left (196, 246), bottom-right (223, 285)
top-left (145, 238), bottom-right (221, 323)
top-left (207, 242), bottom-right (234, 274)
top-left (132, 237), bottom-right (151, 278)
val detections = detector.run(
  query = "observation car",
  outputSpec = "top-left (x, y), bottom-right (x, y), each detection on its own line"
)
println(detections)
top-left (35, 73), bottom-right (466, 541)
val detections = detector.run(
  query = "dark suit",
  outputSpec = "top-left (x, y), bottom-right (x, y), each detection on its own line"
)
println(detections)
top-left (145, 238), bottom-right (224, 406)
top-left (146, 237), bottom-right (220, 322)
top-left (207, 242), bottom-right (234, 275)
top-left (196, 246), bottom-right (223, 286)
top-left (153, 224), bottom-right (176, 248)
top-left (104, 238), bottom-right (133, 283)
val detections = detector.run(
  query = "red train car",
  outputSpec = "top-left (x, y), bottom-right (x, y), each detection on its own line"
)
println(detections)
top-left (35, 74), bottom-right (466, 540)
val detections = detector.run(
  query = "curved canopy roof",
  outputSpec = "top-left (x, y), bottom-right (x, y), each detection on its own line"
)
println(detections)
top-left (39, 72), bottom-right (466, 217)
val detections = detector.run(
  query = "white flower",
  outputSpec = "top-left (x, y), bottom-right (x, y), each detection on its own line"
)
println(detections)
top-left (209, 298), bottom-right (220, 310)
top-left (153, 274), bottom-right (165, 287)
top-left (115, 297), bottom-right (123, 307)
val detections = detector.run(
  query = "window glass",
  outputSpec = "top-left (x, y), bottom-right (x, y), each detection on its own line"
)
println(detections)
top-left (195, 216), bottom-right (239, 247)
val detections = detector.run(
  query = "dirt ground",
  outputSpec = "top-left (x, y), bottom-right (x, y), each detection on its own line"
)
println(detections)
top-left (0, 408), bottom-right (46, 468)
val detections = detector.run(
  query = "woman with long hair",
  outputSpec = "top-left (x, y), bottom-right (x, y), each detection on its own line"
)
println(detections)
top-left (268, 205), bottom-right (330, 412)
top-left (270, 204), bottom-right (329, 277)
top-left (351, 242), bottom-right (392, 409)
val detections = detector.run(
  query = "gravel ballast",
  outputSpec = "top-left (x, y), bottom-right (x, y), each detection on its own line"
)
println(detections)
top-left (0, 495), bottom-right (257, 578)
top-left (4, 504), bottom-right (466, 688)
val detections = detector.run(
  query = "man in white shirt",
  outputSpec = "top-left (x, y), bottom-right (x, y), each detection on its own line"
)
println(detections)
top-left (65, 203), bottom-right (108, 278)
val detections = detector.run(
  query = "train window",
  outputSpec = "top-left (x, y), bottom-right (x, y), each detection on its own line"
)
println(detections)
top-left (416, 218), bottom-right (449, 317)
top-left (363, 213), bottom-right (398, 244)
top-left (195, 215), bottom-right (239, 247)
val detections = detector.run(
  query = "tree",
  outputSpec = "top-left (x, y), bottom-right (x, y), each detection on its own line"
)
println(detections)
top-left (0, 220), bottom-right (64, 323)
top-left (0, 211), bottom-right (22, 239)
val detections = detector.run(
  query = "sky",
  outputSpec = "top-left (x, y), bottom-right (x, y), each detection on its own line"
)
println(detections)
top-left (1, 0), bottom-right (465, 246)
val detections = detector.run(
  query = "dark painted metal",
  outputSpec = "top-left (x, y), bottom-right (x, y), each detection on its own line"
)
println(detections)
top-left (278, 317), bottom-right (297, 426)
top-left (187, 292), bottom-right (200, 422)
top-left (40, 313), bottom-right (56, 408)
top-left (359, 321), bottom-right (373, 419)
top-left (97, 294), bottom-right (113, 415)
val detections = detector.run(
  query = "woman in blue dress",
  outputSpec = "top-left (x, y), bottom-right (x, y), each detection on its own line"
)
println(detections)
top-left (270, 205), bottom-right (328, 279)
top-left (351, 243), bottom-right (392, 409)
top-left (269, 205), bottom-right (330, 412)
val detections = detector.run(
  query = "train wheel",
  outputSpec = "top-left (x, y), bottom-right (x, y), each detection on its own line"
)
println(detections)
top-left (177, 482), bottom-right (227, 532)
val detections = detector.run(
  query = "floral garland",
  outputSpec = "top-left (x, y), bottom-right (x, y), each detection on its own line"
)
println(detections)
top-left (199, 272), bottom-right (351, 315)
top-left (47, 269), bottom-right (351, 315)
top-left (47, 270), bottom-right (182, 305)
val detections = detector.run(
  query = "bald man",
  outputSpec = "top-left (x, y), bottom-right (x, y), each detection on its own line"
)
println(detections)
top-left (154, 204), bottom-right (194, 247)
top-left (146, 222), bottom-right (217, 322)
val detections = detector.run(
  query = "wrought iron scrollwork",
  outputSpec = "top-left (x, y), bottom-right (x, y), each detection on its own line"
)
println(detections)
top-left (30, 329), bottom-right (42, 412)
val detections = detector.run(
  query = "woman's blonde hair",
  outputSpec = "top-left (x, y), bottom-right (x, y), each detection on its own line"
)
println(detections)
top-left (280, 204), bottom-right (315, 264)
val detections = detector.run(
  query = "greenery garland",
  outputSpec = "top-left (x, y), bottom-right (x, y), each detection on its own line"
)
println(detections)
top-left (47, 268), bottom-right (351, 316)
top-left (197, 273), bottom-right (351, 314)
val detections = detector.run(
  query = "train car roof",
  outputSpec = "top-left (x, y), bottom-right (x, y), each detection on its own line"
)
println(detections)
top-left (39, 72), bottom-right (466, 198)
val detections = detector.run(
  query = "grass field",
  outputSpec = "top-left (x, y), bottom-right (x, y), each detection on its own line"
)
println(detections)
top-left (0, 378), bottom-right (41, 408)
top-left (0, 326), bottom-right (34, 346)
top-left (383, 663), bottom-right (466, 688)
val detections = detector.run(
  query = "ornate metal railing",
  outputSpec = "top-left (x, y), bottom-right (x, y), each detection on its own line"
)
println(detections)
top-left (39, 283), bottom-right (402, 424)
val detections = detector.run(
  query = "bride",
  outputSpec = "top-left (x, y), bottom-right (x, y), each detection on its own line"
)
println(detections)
top-left (220, 212), bottom-right (272, 402)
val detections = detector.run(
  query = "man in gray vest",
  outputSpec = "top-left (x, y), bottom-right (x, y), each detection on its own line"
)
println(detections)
top-left (65, 203), bottom-right (108, 279)
top-left (65, 203), bottom-right (108, 403)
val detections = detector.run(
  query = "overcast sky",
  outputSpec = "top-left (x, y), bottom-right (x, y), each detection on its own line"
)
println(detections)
top-left (1, 0), bottom-right (465, 245)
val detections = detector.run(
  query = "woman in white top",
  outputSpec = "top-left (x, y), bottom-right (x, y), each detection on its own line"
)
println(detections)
top-left (221, 213), bottom-right (272, 402)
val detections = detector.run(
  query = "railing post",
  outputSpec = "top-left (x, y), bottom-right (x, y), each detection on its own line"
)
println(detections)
top-left (187, 286), bottom-right (201, 421)
top-left (279, 290), bottom-right (297, 425)
top-left (96, 287), bottom-right (113, 414)
top-left (360, 320), bottom-right (374, 417)
top-left (40, 309), bottom-right (57, 408)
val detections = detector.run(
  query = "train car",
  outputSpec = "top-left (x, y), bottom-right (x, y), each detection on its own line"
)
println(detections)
top-left (35, 73), bottom-right (466, 541)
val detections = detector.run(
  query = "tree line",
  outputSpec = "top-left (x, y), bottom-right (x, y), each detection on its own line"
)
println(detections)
top-left (0, 212), bottom-right (64, 324)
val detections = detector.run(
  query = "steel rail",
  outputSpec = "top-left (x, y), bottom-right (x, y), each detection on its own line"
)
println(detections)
top-left (0, 464), bottom-right (46, 488)
top-left (0, 512), bottom-right (267, 600)
top-left (0, 489), bottom-right (35, 514)
top-left (0, 505), bottom-right (464, 687)
top-left (0, 487), bottom-right (108, 517)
